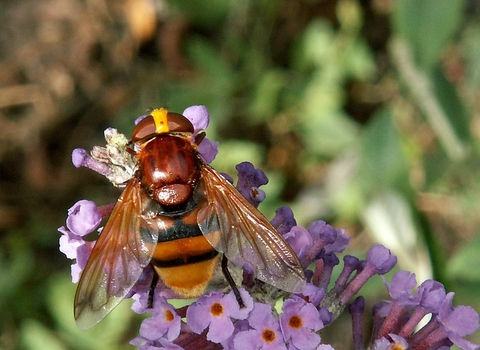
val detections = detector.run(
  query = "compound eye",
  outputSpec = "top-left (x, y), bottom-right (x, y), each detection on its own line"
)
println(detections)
top-left (131, 115), bottom-right (156, 143)
top-left (130, 109), bottom-right (195, 143)
top-left (166, 112), bottom-right (194, 133)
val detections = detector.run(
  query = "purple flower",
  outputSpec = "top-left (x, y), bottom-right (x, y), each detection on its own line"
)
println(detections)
top-left (130, 337), bottom-right (184, 350)
top-left (127, 266), bottom-right (164, 311)
top-left (72, 128), bottom-right (136, 187)
top-left (288, 344), bottom-right (335, 350)
top-left (182, 105), bottom-right (218, 163)
top-left (71, 241), bottom-right (94, 283)
top-left (366, 245), bottom-right (397, 275)
top-left (329, 255), bottom-right (361, 296)
top-left (308, 221), bottom-right (337, 248)
top-left (284, 226), bottom-right (313, 261)
top-left (134, 114), bottom-right (148, 125)
top-left (348, 297), bottom-right (365, 350)
top-left (72, 148), bottom-right (110, 175)
top-left (322, 227), bottom-right (349, 254)
top-left (130, 288), bottom-right (151, 315)
top-left (271, 206), bottom-right (297, 235)
top-left (280, 297), bottom-right (323, 350)
top-left (383, 270), bottom-right (420, 306)
top-left (294, 283), bottom-right (325, 307)
top-left (198, 138), bottom-right (219, 163)
top-left (58, 200), bottom-right (101, 282)
top-left (58, 227), bottom-right (93, 283)
top-left (436, 293), bottom-right (480, 350)
top-left (66, 200), bottom-right (102, 236)
top-left (334, 245), bottom-right (396, 315)
top-left (418, 279), bottom-right (446, 313)
top-left (371, 334), bottom-right (408, 350)
top-left (314, 253), bottom-right (340, 291)
top-left (291, 221), bottom-right (350, 268)
top-left (58, 227), bottom-right (84, 260)
top-left (395, 279), bottom-right (447, 339)
top-left (186, 289), bottom-right (254, 343)
top-left (221, 319), bottom-right (251, 350)
top-left (374, 271), bottom-right (422, 339)
top-left (183, 105), bottom-right (210, 135)
top-left (235, 162), bottom-right (269, 207)
top-left (137, 297), bottom-right (181, 343)
top-left (370, 274), bottom-right (480, 350)
top-left (61, 104), bottom-right (480, 350)
top-left (233, 303), bottom-right (287, 350)
top-left (370, 336), bottom-right (391, 350)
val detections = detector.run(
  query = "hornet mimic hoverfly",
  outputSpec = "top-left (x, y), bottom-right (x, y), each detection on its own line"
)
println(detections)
top-left (74, 108), bottom-right (306, 330)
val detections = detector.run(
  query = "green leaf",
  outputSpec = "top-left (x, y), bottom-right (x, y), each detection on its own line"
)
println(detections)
top-left (300, 110), bottom-right (358, 158)
top-left (362, 191), bottom-right (431, 282)
top-left (358, 108), bottom-right (410, 196)
top-left (431, 66), bottom-right (471, 143)
top-left (392, 0), bottom-right (466, 73)
top-left (295, 19), bottom-right (335, 71)
top-left (211, 140), bottom-right (264, 174)
top-left (21, 319), bottom-right (67, 350)
top-left (250, 69), bottom-right (287, 122)
top-left (186, 36), bottom-right (232, 78)
top-left (47, 274), bottom-right (136, 350)
top-left (168, 0), bottom-right (229, 29)
top-left (447, 235), bottom-right (480, 281)
top-left (389, 39), bottom-right (468, 161)
top-left (464, 25), bottom-right (480, 91)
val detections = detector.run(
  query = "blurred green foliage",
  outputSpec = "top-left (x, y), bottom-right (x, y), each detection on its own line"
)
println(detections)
top-left (1, 0), bottom-right (480, 348)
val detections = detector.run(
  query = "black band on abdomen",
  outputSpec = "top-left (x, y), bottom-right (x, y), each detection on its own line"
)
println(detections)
top-left (151, 249), bottom-right (218, 268)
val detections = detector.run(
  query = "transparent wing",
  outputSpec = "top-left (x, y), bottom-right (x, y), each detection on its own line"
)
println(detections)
top-left (197, 164), bottom-right (305, 293)
top-left (74, 178), bottom-right (158, 330)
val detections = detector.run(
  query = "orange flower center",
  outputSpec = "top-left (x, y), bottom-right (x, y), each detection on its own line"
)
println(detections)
top-left (288, 315), bottom-right (303, 329)
top-left (262, 329), bottom-right (276, 343)
top-left (164, 309), bottom-right (174, 322)
top-left (210, 302), bottom-right (224, 316)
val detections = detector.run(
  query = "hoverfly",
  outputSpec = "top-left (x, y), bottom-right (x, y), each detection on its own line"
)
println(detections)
top-left (74, 108), bottom-right (306, 330)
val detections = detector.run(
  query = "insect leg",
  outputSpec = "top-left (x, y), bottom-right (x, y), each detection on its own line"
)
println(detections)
top-left (221, 255), bottom-right (245, 308)
top-left (148, 272), bottom-right (159, 308)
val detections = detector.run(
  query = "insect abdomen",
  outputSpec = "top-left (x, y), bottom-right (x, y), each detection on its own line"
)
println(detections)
top-left (151, 214), bottom-right (221, 298)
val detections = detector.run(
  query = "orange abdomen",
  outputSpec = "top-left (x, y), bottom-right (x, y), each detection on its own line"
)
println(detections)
top-left (152, 234), bottom-right (219, 298)
top-left (149, 205), bottom-right (221, 298)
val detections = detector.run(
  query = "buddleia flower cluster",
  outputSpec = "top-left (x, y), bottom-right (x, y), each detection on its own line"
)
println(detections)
top-left (59, 105), bottom-right (480, 350)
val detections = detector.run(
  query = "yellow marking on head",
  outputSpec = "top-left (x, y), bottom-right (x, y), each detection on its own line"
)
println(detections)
top-left (151, 108), bottom-right (170, 134)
